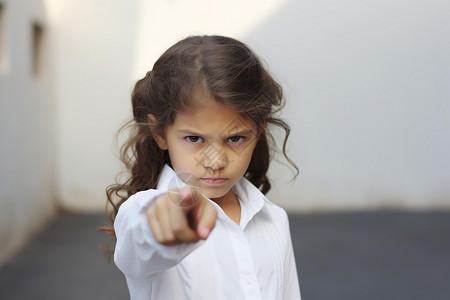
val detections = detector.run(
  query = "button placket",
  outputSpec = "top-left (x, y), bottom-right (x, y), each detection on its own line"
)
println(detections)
top-left (229, 229), bottom-right (262, 298)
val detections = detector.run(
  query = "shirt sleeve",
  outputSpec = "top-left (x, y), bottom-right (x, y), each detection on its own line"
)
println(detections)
top-left (283, 214), bottom-right (302, 300)
top-left (113, 189), bottom-right (204, 281)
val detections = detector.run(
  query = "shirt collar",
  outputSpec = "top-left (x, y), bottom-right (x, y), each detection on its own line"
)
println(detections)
top-left (232, 177), bottom-right (266, 229)
top-left (156, 164), bottom-right (183, 191)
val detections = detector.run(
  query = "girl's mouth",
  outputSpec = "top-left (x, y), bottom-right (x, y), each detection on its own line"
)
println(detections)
top-left (200, 178), bottom-right (228, 185)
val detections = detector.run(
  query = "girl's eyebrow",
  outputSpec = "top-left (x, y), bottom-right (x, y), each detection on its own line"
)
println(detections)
top-left (177, 129), bottom-right (204, 136)
top-left (223, 129), bottom-right (255, 137)
top-left (177, 128), bottom-right (255, 137)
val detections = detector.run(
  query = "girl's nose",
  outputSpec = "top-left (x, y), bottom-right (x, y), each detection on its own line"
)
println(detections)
top-left (201, 144), bottom-right (228, 171)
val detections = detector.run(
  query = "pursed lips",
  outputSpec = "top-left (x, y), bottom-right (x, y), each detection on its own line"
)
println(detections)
top-left (200, 178), bottom-right (228, 185)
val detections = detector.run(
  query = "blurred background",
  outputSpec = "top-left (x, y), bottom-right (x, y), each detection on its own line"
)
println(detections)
top-left (0, 0), bottom-right (449, 299)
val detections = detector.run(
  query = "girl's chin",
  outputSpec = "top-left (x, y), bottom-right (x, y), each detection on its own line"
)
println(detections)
top-left (201, 188), bottom-right (230, 201)
top-left (203, 193), bottom-right (226, 201)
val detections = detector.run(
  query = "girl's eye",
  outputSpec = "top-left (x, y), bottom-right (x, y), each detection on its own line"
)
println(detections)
top-left (227, 136), bottom-right (245, 143)
top-left (185, 136), bottom-right (204, 144)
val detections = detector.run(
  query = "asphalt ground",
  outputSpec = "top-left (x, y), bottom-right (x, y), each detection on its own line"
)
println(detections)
top-left (0, 211), bottom-right (449, 299)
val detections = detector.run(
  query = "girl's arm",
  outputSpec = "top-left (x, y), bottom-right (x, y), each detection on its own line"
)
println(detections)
top-left (114, 188), bottom-right (216, 280)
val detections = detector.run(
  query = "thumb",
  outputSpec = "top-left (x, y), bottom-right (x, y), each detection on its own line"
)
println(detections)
top-left (194, 198), bottom-right (217, 240)
top-left (172, 185), bottom-right (202, 208)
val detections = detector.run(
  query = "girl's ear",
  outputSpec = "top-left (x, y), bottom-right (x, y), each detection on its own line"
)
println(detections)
top-left (147, 114), bottom-right (168, 150)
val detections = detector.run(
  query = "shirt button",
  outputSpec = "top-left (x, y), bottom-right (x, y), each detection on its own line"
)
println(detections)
top-left (246, 276), bottom-right (253, 284)
top-left (233, 232), bottom-right (239, 238)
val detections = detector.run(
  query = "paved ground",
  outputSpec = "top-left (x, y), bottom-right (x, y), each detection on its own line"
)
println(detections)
top-left (0, 211), bottom-right (449, 299)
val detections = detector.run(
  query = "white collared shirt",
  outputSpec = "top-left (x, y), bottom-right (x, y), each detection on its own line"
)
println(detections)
top-left (114, 165), bottom-right (301, 299)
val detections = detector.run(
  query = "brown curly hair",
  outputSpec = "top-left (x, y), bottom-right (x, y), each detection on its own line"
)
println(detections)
top-left (100, 35), bottom-right (298, 241)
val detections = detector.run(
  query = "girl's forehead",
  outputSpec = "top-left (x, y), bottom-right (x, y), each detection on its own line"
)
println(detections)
top-left (186, 89), bottom-right (249, 117)
top-left (174, 100), bottom-right (256, 131)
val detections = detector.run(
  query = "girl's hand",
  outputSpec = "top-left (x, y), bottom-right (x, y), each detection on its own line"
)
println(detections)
top-left (146, 186), bottom-right (217, 245)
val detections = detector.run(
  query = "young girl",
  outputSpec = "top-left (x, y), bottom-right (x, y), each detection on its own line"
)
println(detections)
top-left (105, 35), bottom-right (301, 299)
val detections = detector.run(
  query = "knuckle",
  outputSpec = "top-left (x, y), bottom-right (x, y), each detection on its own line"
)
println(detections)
top-left (159, 237), bottom-right (177, 246)
top-left (146, 207), bottom-right (155, 218)
top-left (154, 235), bottom-right (164, 244)
top-left (153, 198), bottom-right (165, 209)
top-left (172, 224), bottom-right (186, 236)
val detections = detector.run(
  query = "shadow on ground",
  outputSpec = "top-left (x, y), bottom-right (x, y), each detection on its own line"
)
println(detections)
top-left (0, 211), bottom-right (449, 299)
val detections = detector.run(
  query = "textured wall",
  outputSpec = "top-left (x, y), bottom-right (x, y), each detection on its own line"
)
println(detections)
top-left (0, 0), bottom-right (57, 265)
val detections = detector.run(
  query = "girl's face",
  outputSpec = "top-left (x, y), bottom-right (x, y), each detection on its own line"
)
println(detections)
top-left (153, 93), bottom-right (258, 204)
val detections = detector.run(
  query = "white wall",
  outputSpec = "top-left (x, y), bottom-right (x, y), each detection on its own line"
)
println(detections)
top-left (0, 0), bottom-right (56, 265)
top-left (43, 0), bottom-right (449, 212)
top-left (252, 0), bottom-right (450, 211)
top-left (44, 0), bottom-right (141, 211)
